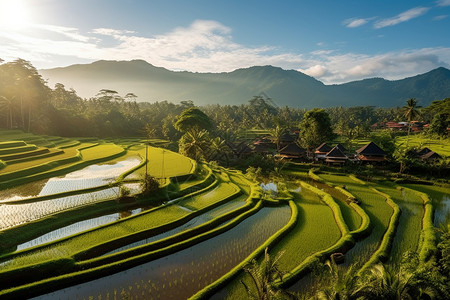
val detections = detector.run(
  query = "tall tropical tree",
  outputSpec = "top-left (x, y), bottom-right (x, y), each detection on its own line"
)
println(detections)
top-left (356, 263), bottom-right (443, 300)
top-left (178, 129), bottom-right (211, 161)
top-left (208, 136), bottom-right (231, 164)
top-left (298, 108), bottom-right (334, 156)
top-left (0, 95), bottom-right (16, 128)
top-left (269, 125), bottom-right (287, 152)
top-left (402, 98), bottom-right (422, 138)
top-left (174, 107), bottom-right (212, 133)
top-left (240, 248), bottom-right (294, 300)
top-left (313, 259), bottom-right (361, 300)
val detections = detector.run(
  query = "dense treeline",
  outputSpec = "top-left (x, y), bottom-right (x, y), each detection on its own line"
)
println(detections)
top-left (0, 59), bottom-right (448, 141)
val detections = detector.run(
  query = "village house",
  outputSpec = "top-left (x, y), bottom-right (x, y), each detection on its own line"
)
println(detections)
top-left (356, 142), bottom-right (387, 163)
top-left (325, 145), bottom-right (348, 165)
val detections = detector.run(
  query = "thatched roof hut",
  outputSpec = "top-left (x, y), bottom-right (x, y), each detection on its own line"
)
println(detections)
top-left (421, 151), bottom-right (442, 161)
top-left (356, 142), bottom-right (387, 163)
top-left (335, 143), bottom-right (347, 153)
top-left (279, 143), bottom-right (306, 159)
top-left (325, 146), bottom-right (348, 164)
top-left (253, 143), bottom-right (271, 154)
top-left (315, 142), bottom-right (332, 154)
top-left (234, 142), bottom-right (252, 157)
top-left (417, 147), bottom-right (432, 157)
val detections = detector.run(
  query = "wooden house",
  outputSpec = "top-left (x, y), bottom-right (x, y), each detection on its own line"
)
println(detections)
top-left (315, 142), bottom-right (332, 160)
top-left (279, 143), bottom-right (307, 160)
top-left (252, 143), bottom-right (271, 155)
top-left (325, 146), bottom-right (348, 165)
top-left (335, 143), bottom-right (347, 153)
top-left (421, 151), bottom-right (442, 161)
top-left (356, 142), bottom-right (387, 163)
top-left (234, 142), bottom-right (252, 158)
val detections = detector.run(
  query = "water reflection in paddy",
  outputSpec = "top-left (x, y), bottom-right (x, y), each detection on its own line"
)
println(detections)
top-left (0, 157), bottom-right (141, 202)
top-left (35, 205), bottom-right (291, 300)
top-left (16, 208), bottom-right (143, 251)
top-left (104, 198), bottom-right (247, 256)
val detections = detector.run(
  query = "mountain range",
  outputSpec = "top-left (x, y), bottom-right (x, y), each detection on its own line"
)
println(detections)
top-left (39, 60), bottom-right (450, 108)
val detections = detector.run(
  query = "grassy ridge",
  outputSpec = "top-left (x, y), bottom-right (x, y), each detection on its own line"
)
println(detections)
top-left (0, 144), bottom-right (125, 189)
top-left (190, 200), bottom-right (296, 300)
top-left (358, 188), bottom-right (401, 273)
top-left (401, 186), bottom-right (437, 263)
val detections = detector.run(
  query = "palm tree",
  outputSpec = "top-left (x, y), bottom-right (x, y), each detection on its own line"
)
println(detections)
top-left (402, 98), bottom-right (422, 139)
top-left (269, 125), bottom-right (287, 152)
top-left (314, 259), bottom-right (361, 300)
top-left (0, 95), bottom-right (16, 129)
top-left (241, 248), bottom-right (295, 300)
top-left (178, 129), bottom-right (210, 161)
top-left (208, 136), bottom-right (231, 164)
top-left (356, 263), bottom-right (443, 300)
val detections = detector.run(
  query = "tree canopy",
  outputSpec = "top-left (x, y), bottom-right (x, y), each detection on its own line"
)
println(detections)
top-left (174, 107), bottom-right (212, 133)
top-left (298, 108), bottom-right (334, 152)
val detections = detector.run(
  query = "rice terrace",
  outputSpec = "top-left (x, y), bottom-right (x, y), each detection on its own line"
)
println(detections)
top-left (1, 1), bottom-right (450, 299)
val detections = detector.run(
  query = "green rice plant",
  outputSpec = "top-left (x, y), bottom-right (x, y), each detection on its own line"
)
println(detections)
top-left (300, 182), bottom-right (349, 235)
top-left (128, 145), bottom-right (195, 179)
top-left (0, 166), bottom-right (223, 262)
top-left (0, 204), bottom-right (191, 271)
top-left (190, 201), bottom-right (296, 300)
top-left (376, 184), bottom-right (423, 263)
top-left (57, 141), bottom-right (81, 149)
top-left (349, 174), bottom-right (366, 185)
top-left (0, 148), bottom-right (51, 161)
top-left (400, 186), bottom-right (437, 263)
top-left (320, 173), bottom-right (393, 267)
top-left (269, 188), bottom-right (341, 272)
top-left (179, 181), bottom-right (241, 211)
top-left (0, 143), bottom-right (88, 175)
top-left (308, 168), bottom-right (324, 183)
top-left (403, 184), bottom-right (449, 226)
top-left (335, 186), bottom-right (371, 239)
top-left (0, 144), bottom-right (37, 156)
top-left (358, 188), bottom-right (401, 274)
top-left (0, 170), bottom-right (265, 297)
top-left (0, 141), bottom-right (27, 149)
top-left (0, 188), bottom-right (122, 230)
top-left (0, 143), bottom-right (126, 189)
top-left (395, 135), bottom-right (450, 157)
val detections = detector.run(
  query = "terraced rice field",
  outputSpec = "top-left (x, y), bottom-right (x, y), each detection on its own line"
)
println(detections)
top-left (0, 130), bottom-right (447, 300)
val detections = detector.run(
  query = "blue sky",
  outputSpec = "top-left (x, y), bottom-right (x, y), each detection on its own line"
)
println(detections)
top-left (1, 0), bottom-right (450, 83)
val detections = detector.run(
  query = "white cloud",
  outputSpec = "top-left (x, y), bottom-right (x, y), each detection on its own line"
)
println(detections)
top-left (92, 28), bottom-right (135, 36)
top-left (343, 18), bottom-right (368, 28)
top-left (433, 15), bottom-right (448, 20)
top-left (1, 19), bottom-right (450, 85)
top-left (374, 7), bottom-right (430, 28)
top-left (436, 0), bottom-right (450, 7)
top-left (301, 47), bottom-right (450, 83)
top-left (32, 24), bottom-right (92, 42)
top-left (300, 65), bottom-right (328, 77)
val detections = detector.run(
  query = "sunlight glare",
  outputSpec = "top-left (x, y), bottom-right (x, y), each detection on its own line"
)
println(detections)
top-left (0, 0), bottom-right (31, 29)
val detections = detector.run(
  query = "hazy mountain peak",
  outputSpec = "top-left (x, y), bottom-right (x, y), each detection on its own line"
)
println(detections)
top-left (39, 60), bottom-right (450, 108)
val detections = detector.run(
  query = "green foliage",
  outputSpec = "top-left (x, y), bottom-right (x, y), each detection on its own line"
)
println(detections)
top-left (358, 188), bottom-right (400, 273)
top-left (241, 248), bottom-right (293, 300)
top-left (298, 108), bottom-right (334, 152)
top-left (370, 130), bottom-right (396, 155)
top-left (428, 112), bottom-right (449, 137)
top-left (141, 174), bottom-right (160, 197)
top-left (178, 129), bottom-right (211, 161)
top-left (174, 107), bottom-right (212, 133)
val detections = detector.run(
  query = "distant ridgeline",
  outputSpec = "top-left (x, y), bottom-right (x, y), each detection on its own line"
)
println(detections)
top-left (40, 60), bottom-right (450, 107)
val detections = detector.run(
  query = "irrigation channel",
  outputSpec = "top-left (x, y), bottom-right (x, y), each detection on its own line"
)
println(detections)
top-left (32, 205), bottom-right (291, 300)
